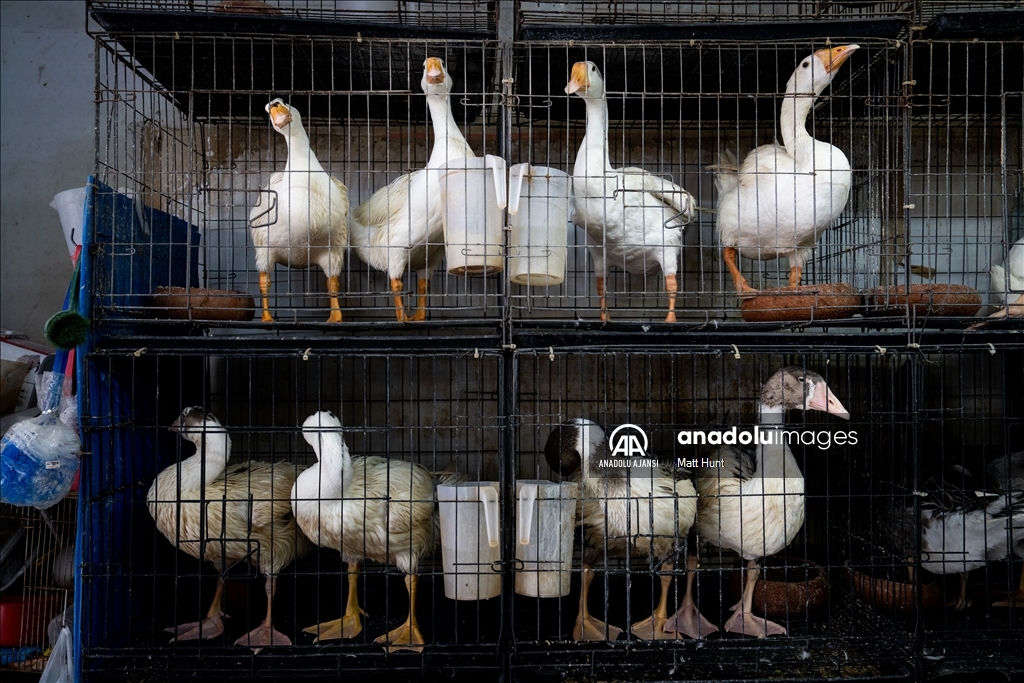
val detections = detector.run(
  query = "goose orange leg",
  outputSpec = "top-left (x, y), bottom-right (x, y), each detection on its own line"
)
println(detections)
top-left (304, 562), bottom-right (365, 641)
top-left (259, 272), bottom-right (275, 322)
top-left (574, 565), bottom-right (622, 641)
top-left (326, 275), bottom-right (343, 322)
top-left (408, 277), bottom-right (429, 322)
top-left (664, 273), bottom-right (678, 323)
top-left (787, 264), bottom-right (804, 289)
top-left (375, 574), bottom-right (425, 652)
top-left (723, 247), bottom-right (757, 297)
top-left (630, 563), bottom-right (676, 639)
top-left (596, 277), bottom-right (609, 322)
top-left (391, 278), bottom-right (407, 322)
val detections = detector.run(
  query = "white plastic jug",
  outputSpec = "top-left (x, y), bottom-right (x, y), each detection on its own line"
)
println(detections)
top-left (49, 188), bottom-right (87, 258)
top-left (439, 155), bottom-right (507, 276)
top-left (515, 480), bottom-right (578, 598)
top-left (507, 165), bottom-right (571, 286)
top-left (437, 480), bottom-right (502, 600)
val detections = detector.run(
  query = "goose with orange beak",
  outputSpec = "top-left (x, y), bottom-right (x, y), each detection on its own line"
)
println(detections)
top-left (715, 45), bottom-right (859, 297)
top-left (349, 57), bottom-right (475, 321)
top-left (566, 61), bottom-right (696, 323)
top-left (250, 98), bottom-right (349, 322)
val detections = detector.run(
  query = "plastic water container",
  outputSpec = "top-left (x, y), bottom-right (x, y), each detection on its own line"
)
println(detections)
top-left (439, 155), bottom-right (507, 276)
top-left (437, 481), bottom-right (501, 600)
top-left (515, 480), bottom-right (578, 598)
top-left (49, 188), bottom-right (87, 258)
top-left (507, 165), bottom-right (571, 286)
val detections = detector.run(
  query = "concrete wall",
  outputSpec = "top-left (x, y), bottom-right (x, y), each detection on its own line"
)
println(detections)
top-left (0, 1), bottom-right (93, 344)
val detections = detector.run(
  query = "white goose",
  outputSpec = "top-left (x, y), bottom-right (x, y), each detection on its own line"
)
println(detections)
top-left (988, 237), bottom-right (1024, 319)
top-left (291, 411), bottom-right (437, 652)
top-left (565, 61), bottom-right (696, 322)
top-left (250, 99), bottom-right (349, 322)
top-left (544, 419), bottom-right (715, 641)
top-left (350, 57), bottom-right (475, 321)
top-left (689, 368), bottom-right (848, 637)
top-left (987, 451), bottom-right (1024, 606)
top-left (148, 407), bottom-right (307, 648)
top-left (716, 45), bottom-right (858, 296)
top-left (889, 463), bottom-right (1023, 611)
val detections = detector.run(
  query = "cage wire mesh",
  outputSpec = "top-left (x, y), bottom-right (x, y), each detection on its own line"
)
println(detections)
top-left (0, 498), bottom-right (77, 674)
top-left (77, 350), bottom-right (505, 677)
top-left (74, 346), bottom-right (1024, 680)
top-left (72, 1), bottom-right (1024, 682)
top-left (87, 1), bottom-right (497, 32)
top-left (90, 29), bottom-right (1023, 330)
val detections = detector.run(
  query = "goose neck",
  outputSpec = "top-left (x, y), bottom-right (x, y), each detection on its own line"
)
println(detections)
top-left (285, 124), bottom-right (322, 173)
top-left (779, 92), bottom-right (816, 167)
top-left (426, 93), bottom-right (467, 164)
top-left (181, 431), bottom-right (231, 490)
top-left (580, 97), bottom-right (612, 171)
top-left (318, 433), bottom-right (353, 496)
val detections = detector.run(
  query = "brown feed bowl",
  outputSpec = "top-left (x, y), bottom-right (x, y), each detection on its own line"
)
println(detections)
top-left (862, 284), bottom-right (981, 318)
top-left (740, 283), bottom-right (862, 323)
top-left (149, 286), bottom-right (255, 322)
top-left (845, 565), bottom-right (942, 614)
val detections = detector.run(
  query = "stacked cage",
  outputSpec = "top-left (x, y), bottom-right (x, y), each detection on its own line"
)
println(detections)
top-left (77, 1), bottom-right (1022, 682)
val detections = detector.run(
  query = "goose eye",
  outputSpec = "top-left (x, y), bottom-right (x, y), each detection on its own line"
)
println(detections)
top-left (591, 66), bottom-right (596, 72)
top-left (802, 61), bottom-right (810, 68)
top-left (797, 376), bottom-right (806, 383)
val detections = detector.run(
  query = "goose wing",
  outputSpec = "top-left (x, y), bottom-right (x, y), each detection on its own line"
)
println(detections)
top-left (619, 167), bottom-right (695, 224)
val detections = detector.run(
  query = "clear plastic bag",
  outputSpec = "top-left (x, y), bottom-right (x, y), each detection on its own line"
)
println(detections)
top-left (39, 626), bottom-right (73, 683)
top-left (0, 409), bottom-right (80, 509)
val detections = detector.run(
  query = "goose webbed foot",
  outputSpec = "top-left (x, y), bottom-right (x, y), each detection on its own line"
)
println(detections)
top-left (374, 618), bottom-right (425, 653)
top-left (663, 601), bottom-right (719, 639)
top-left (722, 609), bottom-right (787, 638)
top-left (303, 612), bottom-right (364, 642)
top-left (165, 614), bottom-right (226, 642)
top-left (574, 613), bottom-right (623, 642)
top-left (234, 623), bottom-right (292, 650)
top-left (630, 613), bottom-right (678, 640)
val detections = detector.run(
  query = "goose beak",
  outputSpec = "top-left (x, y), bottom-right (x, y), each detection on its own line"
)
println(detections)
top-left (425, 57), bottom-right (445, 84)
top-left (268, 101), bottom-right (292, 127)
top-left (815, 44), bottom-right (859, 74)
top-left (808, 382), bottom-right (850, 420)
top-left (565, 62), bottom-right (589, 95)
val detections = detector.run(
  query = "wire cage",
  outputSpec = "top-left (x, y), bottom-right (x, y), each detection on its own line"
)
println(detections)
top-left (0, 498), bottom-right (76, 675)
top-left (87, 1), bottom-right (498, 36)
top-left (94, 34), bottom-right (506, 327)
top-left (76, 349), bottom-right (506, 679)
top-left (75, 2), bottom-right (1024, 681)
top-left (90, 25), bottom-right (1023, 334)
top-left (75, 346), bottom-right (1024, 681)
top-left (511, 349), bottom-right (1024, 680)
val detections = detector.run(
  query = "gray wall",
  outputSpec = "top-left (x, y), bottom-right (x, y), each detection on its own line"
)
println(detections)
top-left (1, 1), bottom-right (93, 344)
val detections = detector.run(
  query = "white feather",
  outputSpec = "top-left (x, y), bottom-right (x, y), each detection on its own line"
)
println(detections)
top-left (715, 48), bottom-right (856, 276)
top-left (567, 63), bottom-right (695, 283)
top-left (250, 100), bottom-right (349, 278)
